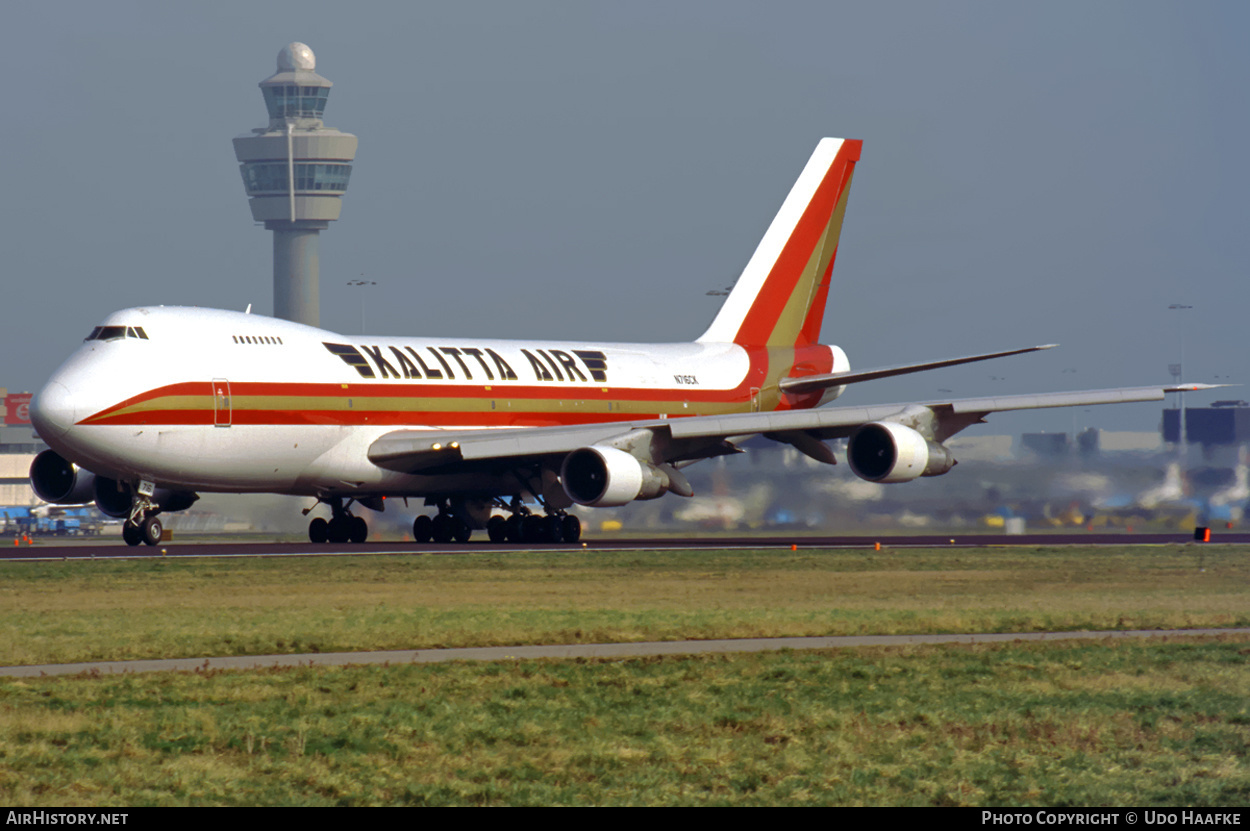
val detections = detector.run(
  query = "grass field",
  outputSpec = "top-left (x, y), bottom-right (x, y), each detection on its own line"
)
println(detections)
top-left (1, 545), bottom-right (1247, 666)
top-left (0, 544), bottom-right (1247, 805)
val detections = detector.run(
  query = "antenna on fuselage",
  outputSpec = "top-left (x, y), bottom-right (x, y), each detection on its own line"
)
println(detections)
top-left (245, 304), bottom-right (252, 314)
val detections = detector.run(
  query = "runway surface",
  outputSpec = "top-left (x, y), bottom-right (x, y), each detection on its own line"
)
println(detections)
top-left (4, 628), bottom-right (1247, 678)
top-left (2, 530), bottom-right (1247, 561)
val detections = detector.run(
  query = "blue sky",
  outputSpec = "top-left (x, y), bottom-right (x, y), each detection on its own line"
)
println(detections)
top-left (4, 1), bottom-right (1246, 433)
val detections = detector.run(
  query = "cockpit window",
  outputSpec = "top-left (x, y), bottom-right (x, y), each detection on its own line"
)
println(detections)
top-left (95, 326), bottom-right (126, 341)
top-left (85, 325), bottom-right (149, 342)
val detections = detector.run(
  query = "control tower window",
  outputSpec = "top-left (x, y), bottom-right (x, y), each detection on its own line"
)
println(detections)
top-left (241, 162), bottom-right (353, 194)
top-left (262, 85), bottom-right (330, 119)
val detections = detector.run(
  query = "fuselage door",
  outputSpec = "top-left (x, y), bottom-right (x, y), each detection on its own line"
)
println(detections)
top-left (213, 379), bottom-right (232, 427)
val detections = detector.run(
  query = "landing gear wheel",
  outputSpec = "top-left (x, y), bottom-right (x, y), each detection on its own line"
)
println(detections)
top-left (141, 517), bottom-right (163, 547)
top-left (521, 515), bottom-right (545, 544)
top-left (543, 515), bottom-right (564, 544)
top-left (413, 515), bottom-right (433, 543)
top-left (327, 516), bottom-right (350, 544)
top-left (349, 515), bottom-right (369, 544)
top-left (453, 519), bottom-right (472, 544)
top-left (487, 515), bottom-right (507, 543)
top-left (561, 514), bottom-right (581, 543)
top-left (122, 522), bottom-right (142, 547)
top-left (431, 514), bottom-right (454, 543)
top-left (309, 517), bottom-right (328, 544)
top-left (505, 514), bottom-right (523, 543)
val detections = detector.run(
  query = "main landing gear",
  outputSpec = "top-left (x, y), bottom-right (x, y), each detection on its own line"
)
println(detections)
top-left (302, 494), bottom-right (583, 547)
top-left (410, 498), bottom-right (474, 543)
top-left (411, 497), bottom-right (582, 545)
top-left (306, 498), bottom-right (370, 544)
top-left (487, 509), bottom-right (581, 545)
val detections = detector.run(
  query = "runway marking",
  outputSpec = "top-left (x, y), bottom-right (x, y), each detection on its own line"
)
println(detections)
top-left (3, 628), bottom-right (1247, 678)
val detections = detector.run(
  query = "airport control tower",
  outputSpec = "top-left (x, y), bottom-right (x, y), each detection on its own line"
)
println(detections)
top-left (234, 43), bottom-right (357, 326)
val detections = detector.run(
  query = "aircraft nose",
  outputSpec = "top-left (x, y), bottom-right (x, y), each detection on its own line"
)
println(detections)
top-left (30, 381), bottom-right (75, 440)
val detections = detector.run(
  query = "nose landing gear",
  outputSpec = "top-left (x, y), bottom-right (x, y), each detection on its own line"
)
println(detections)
top-left (122, 515), bottom-right (163, 547)
top-left (121, 486), bottom-right (163, 547)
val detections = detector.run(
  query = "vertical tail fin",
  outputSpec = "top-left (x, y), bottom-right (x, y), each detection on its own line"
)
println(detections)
top-left (697, 138), bottom-right (861, 347)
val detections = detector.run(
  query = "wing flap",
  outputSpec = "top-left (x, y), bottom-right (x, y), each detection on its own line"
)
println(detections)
top-left (368, 422), bottom-right (669, 473)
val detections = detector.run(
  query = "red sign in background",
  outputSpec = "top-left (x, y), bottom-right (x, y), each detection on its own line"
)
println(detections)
top-left (6, 393), bottom-right (32, 425)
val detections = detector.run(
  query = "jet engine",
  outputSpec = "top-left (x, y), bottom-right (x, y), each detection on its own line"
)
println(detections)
top-left (561, 446), bottom-right (676, 507)
top-left (846, 422), bottom-right (956, 483)
top-left (92, 477), bottom-right (199, 518)
top-left (92, 477), bottom-right (132, 518)
top-left (29, 450), bottom-right (96, 505)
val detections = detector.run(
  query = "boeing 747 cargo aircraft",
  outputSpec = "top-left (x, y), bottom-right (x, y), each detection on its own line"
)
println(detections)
top-left (28, 138), bottom-right (1214, 545)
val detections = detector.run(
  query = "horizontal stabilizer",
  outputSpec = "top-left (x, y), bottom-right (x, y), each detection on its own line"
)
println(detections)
top-left (778, 344), bottom-right (1057, 395)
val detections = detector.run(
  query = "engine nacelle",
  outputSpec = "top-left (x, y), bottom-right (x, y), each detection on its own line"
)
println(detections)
top-left (157, 490), bottom-right (200, 513)
top-left (847, 422), bottom-right (956, 483)
top-left (561, 446), bottom-right (671, 507)
top-left (93, 477), bottom-right (132, 517)
top-left (29, 450), bottom-right (96, 505)
top-left (92, 477), bottom-right (198, 518)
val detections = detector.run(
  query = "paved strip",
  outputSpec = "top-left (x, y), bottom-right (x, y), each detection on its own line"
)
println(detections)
top-left (3, 531), bottom-right (1247, 561)
top-left (4, 628), bottom-right (1247, 678)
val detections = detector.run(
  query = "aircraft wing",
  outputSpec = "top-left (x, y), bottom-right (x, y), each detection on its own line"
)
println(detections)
top-left (368, 383), bottom-right (1221, 474)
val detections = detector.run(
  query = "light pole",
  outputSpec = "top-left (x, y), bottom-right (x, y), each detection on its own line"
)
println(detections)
top-left (348, 278), bottom-right (376, 334)
top-left (1169, 303), bottom-right (1193, 457)
top-left (1062, 368), bottom-right (1078, 440)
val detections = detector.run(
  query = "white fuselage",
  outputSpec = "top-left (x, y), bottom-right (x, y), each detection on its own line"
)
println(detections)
top-left (32, 306), bottom-right (847, 498)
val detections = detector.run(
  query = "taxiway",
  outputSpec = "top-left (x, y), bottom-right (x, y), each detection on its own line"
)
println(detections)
top-left (1, 531), bottom-right (1245, 561)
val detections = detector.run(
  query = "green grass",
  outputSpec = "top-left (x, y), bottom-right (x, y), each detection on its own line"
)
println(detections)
top-left (1, 637), bottom-right (1247, 806)
top-left (0, 545), bottom-right (1246, 666)
top-left (1, 544), bottom-right (1247, 805)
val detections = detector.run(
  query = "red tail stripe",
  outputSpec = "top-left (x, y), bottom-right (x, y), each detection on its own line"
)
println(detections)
top-left (797, 251), bottom-right (837, 347)
top-left (734, 140), bottom-right (860, 346)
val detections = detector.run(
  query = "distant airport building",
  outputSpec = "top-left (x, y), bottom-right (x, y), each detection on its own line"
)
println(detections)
top-left (1163, 403), bottom-right (1250, 446)
top-left (1020, 432), bottom-right (1070, 458)
top-left (0, 389), bottom-right (46, 507)
top-left (233, 43), bottom-right (357, 327)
